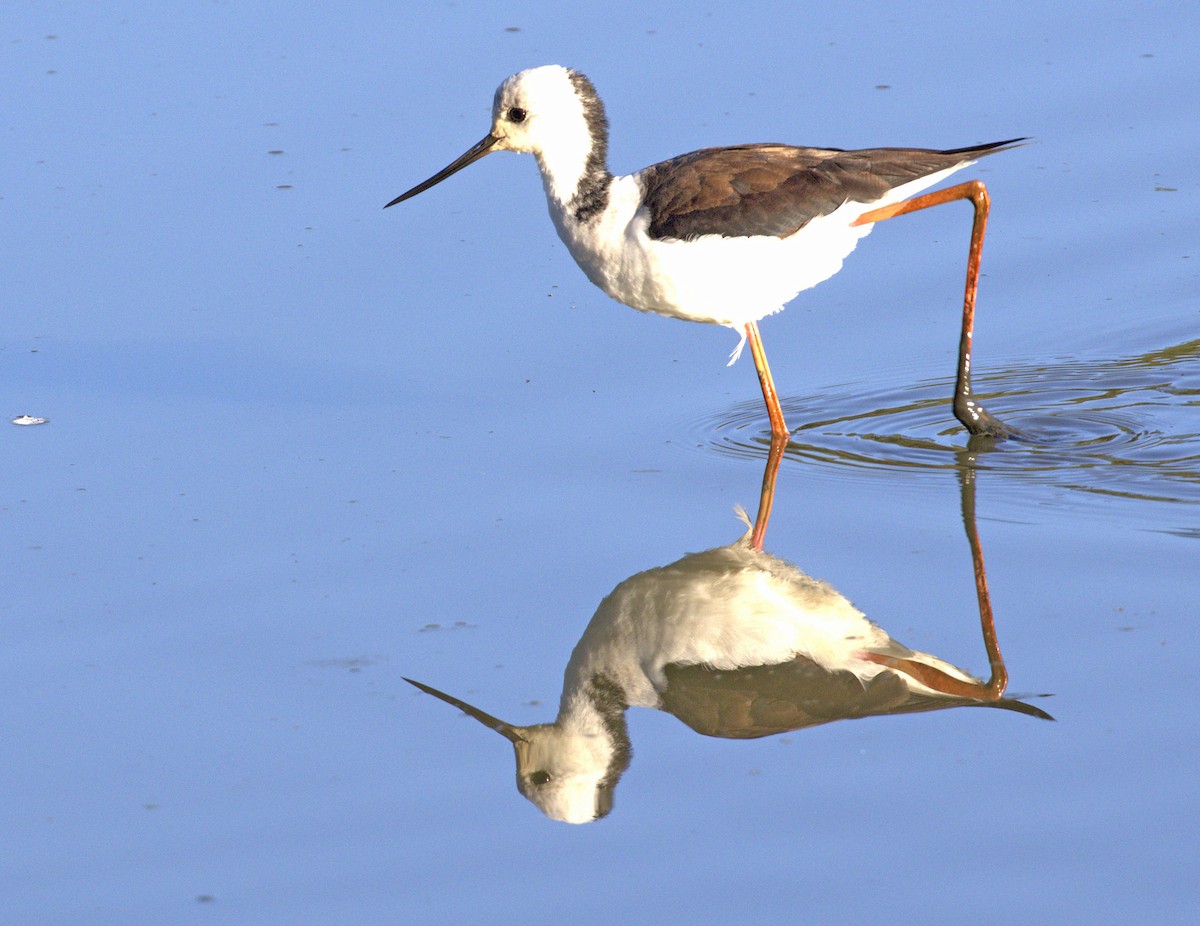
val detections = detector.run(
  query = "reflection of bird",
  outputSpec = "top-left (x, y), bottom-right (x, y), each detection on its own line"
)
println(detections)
top-left (406, 513), bottom-right (1051, 824)
top-left (386, 65), bottom-right (1022, 439)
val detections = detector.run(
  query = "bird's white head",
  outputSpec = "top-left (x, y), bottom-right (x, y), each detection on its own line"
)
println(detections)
top-left (489, 66), bottom-right (597, 156)
top-left (385, 65), bottom-right (610, 214)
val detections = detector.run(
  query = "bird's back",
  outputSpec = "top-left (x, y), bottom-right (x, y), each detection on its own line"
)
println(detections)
top-left (636, 139), bottom-right (1026, 241)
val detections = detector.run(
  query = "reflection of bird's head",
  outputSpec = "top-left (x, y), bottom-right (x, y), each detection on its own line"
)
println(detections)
top-left (404, 677), bottom-right (630, 824)
top-left (512, 723), bottom-right (621, 824)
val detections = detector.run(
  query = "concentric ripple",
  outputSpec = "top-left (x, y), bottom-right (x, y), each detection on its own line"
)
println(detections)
top-left (696, 340), bottom-right (1200, 505)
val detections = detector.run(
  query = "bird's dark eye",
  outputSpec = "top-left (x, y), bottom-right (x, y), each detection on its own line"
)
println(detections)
top-left (507, 106), bottom-right (527, 123)
top-left (529, 770), bottom-right (551, 786)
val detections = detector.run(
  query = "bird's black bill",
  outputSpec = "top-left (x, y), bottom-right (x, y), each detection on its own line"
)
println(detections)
top-left (404, 676), bottom-right (525, 743)
top-left (384, 134), bottom-right (501, 208)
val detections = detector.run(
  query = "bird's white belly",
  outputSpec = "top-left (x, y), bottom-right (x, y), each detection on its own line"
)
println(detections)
top-left (558, 201), bottom-right (876, 328)
top-left (634, 207), bottom-right (876, 326)
top-left (549, 165), bottom-right (966, 331)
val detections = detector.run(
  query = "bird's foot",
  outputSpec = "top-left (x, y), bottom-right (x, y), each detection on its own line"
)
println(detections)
top-left (954, 399), bottom-right (1019, 442)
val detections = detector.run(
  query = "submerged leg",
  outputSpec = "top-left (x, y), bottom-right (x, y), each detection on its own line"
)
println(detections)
top-left (853, 180), bottom-right (1012, 438)
top-left (744, 321), bottom-right (790, 441)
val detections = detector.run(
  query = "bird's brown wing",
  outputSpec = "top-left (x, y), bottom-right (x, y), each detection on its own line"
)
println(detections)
top-left (638, 140), bottom-right (1025, 241)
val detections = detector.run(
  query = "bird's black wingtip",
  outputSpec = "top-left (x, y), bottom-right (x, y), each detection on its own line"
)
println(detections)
top-left (944, 136), bottom-right (1034, 158)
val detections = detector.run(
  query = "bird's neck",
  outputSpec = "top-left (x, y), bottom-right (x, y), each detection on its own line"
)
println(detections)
top-left (535, 122), bottom-right (612, 226)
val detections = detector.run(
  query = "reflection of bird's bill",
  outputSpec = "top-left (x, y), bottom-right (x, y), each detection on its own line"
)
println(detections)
top-left (403, 676), bottom-right (524, 743)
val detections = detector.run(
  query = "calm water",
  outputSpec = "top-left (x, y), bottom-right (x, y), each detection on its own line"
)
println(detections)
top-left (4, 2), bottom-right (1197, 924)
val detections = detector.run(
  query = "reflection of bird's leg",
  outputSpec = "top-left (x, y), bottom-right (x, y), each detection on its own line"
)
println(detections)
top-left (749, 431), bottom-right (786, 551)
top-left (853, 181), bottom-right (1012, 439)
top-left (745, 321), bottom-right (790, 440)
top-left (958, 456), bottom-right (1008, 700)
top-left (863, 454), bottom-right (1009, 700)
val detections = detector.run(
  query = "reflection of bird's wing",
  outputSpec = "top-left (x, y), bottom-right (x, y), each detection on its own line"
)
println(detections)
top-left (660, 658), bottom-right (912, 738)
top-left (660, 658), bottom-right (1052, 739)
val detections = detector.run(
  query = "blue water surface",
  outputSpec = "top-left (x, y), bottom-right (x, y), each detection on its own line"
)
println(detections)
top-left (3, 2), bottom-right (1197, 924)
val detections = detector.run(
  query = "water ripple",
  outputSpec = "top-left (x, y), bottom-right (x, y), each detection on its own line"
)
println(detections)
top-left (695, 340), bottom-right (1200, 505)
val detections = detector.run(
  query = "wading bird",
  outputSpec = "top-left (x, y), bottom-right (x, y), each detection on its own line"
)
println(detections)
top-left (387, 65), bottom-right (1024, 439)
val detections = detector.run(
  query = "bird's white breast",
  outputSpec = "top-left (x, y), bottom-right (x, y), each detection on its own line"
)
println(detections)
top-left (546, 164), bottom-right (971, 335)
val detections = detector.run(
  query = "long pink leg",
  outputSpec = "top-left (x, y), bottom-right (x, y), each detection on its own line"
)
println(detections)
top-left (744, 320), bottom-right (790, 440)
top-left (853, 180), bottom-right (1011, 438)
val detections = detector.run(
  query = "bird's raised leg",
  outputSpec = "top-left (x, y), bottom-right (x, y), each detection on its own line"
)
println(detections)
top-left (853, 180), bottom-right (1012, 439)
top-left (744, 320), bottom-right (790, 441)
